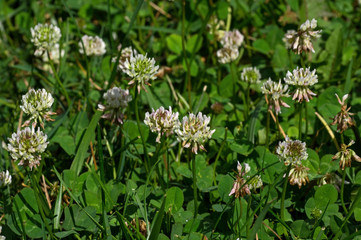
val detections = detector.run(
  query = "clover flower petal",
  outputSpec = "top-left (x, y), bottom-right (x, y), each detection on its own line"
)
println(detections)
top-left (176, 112), bottom-right (215, 154)
top-left (288, 164), bottom-right (309, 188)
top-left (4, 127), bottom-right (49, 170)
top-left (79, 35), bottom-right (106, 56)
top-left (284, 67), bottom-right (318, 102)
top-left (241, 67), bottom-right (261, 84)
top-left (220, 29), bottom-right (244, 49)
top-left (98, 87), bottom-right (132, 124)
top-left (144, 106), bottom-right (180, 143)
top-left (332, 140), bottom-right (361, 170)
top-left (331, 94), bottom-right (355, 133)
top-left (276, 136), bottom-right (308, 166)
top-left (216, 47), bottom-right (239, 64)
top-left (20, 89), bottom-right (56, 127)
top-left (112, 47), bottom-right (135, 72)
top-left (0, 170), bottom-right (12, 188)
top-left (261, 78), bottom-right (290, 115)
top-left (123, 51), bottom-right (159, 93)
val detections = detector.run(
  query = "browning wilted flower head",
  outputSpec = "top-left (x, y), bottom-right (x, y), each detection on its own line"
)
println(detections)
top-left (241, 67), bottom-right (261, 84)
top-left (288, 164), bottom-right (309, 188)
top-left (20, 89), bottom-right (56, 128)
top-left (98, 87), bottom-right (132, 124)
top-left (112, 47), bottom-right (135, 72)
top-left (176, 112), bottom-right (215, 154)
top-left (261, 78), bottom-right (290, 115)
top-left (283, 18), bottom-right (321, 54)
top-left (0, 170), bottom-right (12, 188)
top-left (79, 35), bottom-right (106, 56)
top-left (123, 50), bottom-right (159, 93)
top-left (4, 126), bottom-right (49, 170)
top-left (207, 15), bottom-right (225, 40)
top-left (319, 172), bottom-right (344, 190)
top-left (333, 140), bottom-right (361, 170)
top-left (216, 47), bottom-right (239, 64)
top-left (331, 94), bottom-right (355, 133)
top-left (284, 67), bottom-right (318, 102)
top-left (144, 106), bottom-right (180, 143)
top-left (276, 136), bottom-right (308, 166)
top-left (31, 23), bottom-right (61, 56)
top-left (211, 102), bottom-right (224, 114)
top-left (229, 162), bottom-right (251, 198)
top-left (220, 30), bottom-right (244, 49)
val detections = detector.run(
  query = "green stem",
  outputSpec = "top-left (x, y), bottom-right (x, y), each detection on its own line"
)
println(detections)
top-left (266, 110), bottom-right (270, 149)
top-left (276, 113), bottom-right (280, 140)
top-left (192, 155), bottom-right (198, 218)
top-left (281, 165), bottom-right (292, 239)
top-left (134, 87), bottom-right (149, 174)
top-left (181, 0), bottom-right (191, 105)
top-left (213, 128), bottom-right (228, 185)
top-left (246, 196), bottom-right (252, 237)
top-left (305, 101), bottom-right (308, 138)
top-left (341, 169), bottom-right (348, 214)
top-left (47, 50), bottom-right (71, 106)
top-left (298, 103), bottom-right (303, 140)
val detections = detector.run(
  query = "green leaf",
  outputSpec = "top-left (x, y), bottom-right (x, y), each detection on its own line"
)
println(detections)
top-left (253, 39), bottom-right (271, 55)
top-left (166, 34), bottom-right (182, 55)
top-left (315, 184), bottom-right (338, 205)
top-left (165, 187), bottom-right (184, 214)
top-left (186, 34), bottom-right (203, 53)
top-left (217, 174), bottom-right (234, 202)
top-left (70, 111), bottom-right (102, 175)
top-left (149, 195), bottom-right (167, 240)
top-left (291, 220), bottom-right (311, 238)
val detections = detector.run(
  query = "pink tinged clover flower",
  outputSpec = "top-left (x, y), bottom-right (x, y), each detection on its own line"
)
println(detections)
top-left (98, 87), bottom-right (132, 124)
top-left (261, 78), bottom-right (290, 115)
top-left (288, 164), bottom-right (309, 188)
top-left (284, 67), bottom-right (318, 102)
top-left (79, 35), bottom-right (106, 56)
top-left (331, 94), bottom-right (355, 133)
top-left (176, 112), bottom-right (215, 154)
top-left (112, 47), bottom-right (135, 72)
top-left (4, 126), bottom-right (49, 170)
top-left (333, 140), bottom-right (361, 170)
top-left (276, 136), bottom-right (308, 166)
top-left (229, 162), bottom-right (251, 198)
top-left (123, 50), bottom-right (159, 93)
top-left (144, 106), bottom-right (180, 143)
top-left (220, 30), bottom-right (244, 49)
top-left (283, 18), bottom-right (321, 54)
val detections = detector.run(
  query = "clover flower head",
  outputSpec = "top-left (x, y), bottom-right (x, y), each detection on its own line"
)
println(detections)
top-left (284, 67), bottom-right (318, 102)
top-left (31, 23), bottom-right (61, 56)
top-left (276, 136), bottom-right (308, 166)
top-left (176, 112), bottom-right (215, 154)
top-left (41, 43), bottom-right (64, 64)
top-left (123, 51), bottom-right (159, 93)
top-left (0, 170), bottom-right (12, 188)
top-left (98, 87), bottom-right (132, 124)
top-left (331, 94), bottom-right (355, 133)
top-left (220, 29), bottom-right (244, 49)
top-left (319, 172), bottom-right (343, 190)
top-left (216, 47), bottom-right (239, 64)
top-left (261, 78), bottom-right (290, 115)
top-left (283, 18), bottom-right (321, 54)
top-left (144, 106), bottom-right (180, 143)
top-left (229, 162), bottom-right (251, 198)
top-left (241, 67), bottom-right (261, 84)
top-left (20, 89), bottom-right (56, 127)
top-left (288, 164), bottom-right (309, 188)
top-left (112, 47), bottom-right (136, 72)
top-left (79, 35), bottom-right (106, 56)
top-left (248, 175), bottom-right (263, 190)
top-left (4, 126), bottom-right (49, 170)
top-left (207, 16), bottom-right (225, 40)
top-left (333, 140), bottom-right (361, 170)
top-left (211, 102), bottom-right (224, 114)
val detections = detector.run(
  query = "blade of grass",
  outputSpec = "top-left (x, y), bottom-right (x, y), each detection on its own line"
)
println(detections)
top-left (247, 203), bottom-right (272, 240)
top-left (148, 195), bottom-right (166, 240)
top-left (70, 110), bottom-right (102, 175)
top-left (53, 182), bottom-right (63, 230)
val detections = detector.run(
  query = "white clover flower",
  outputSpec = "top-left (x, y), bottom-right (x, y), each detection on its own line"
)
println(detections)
top-left (248, 175), bottom-right (263, 190)
top-left (241, 67), bottom-right (261, 84)
top-left (123, 51), bottom-right (159, 93)
top-left (276, 136), bottom-right (308, 166)
top-left (4, 126), bottom-right (49, 170)
top-left (98, 87), bottom-right (132, 124)
top-left (79, 35), bottom-right (106, 56)
top-left (31, 23), bottom-right (61, 56)
top-left (220, 29), bottom-right (244, 49)
top-left (0, 170), bottom-right (12, 188)
top-left (288, 164), bottom-right (309, 188)
top-left (20, 89), bottom-right (56, 127)
top-left (216, 47), bottom-right (239, 64)
top-left (112, 47), bottom-right (136, 72)
top-left (41, 43), bottom-right (64, 64)
top-left (261, 78), bottom-right (290, 115)
top-left (332, 140), bottom-right (361, 170)
top-left (176, 112), bottom-right (215, 154)
top-left (284, 67), bottom-right (318, 102)
top-left (283, 18), bottom-right (321, 54)
top-left (144, 106), bottom-right (180, 143)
